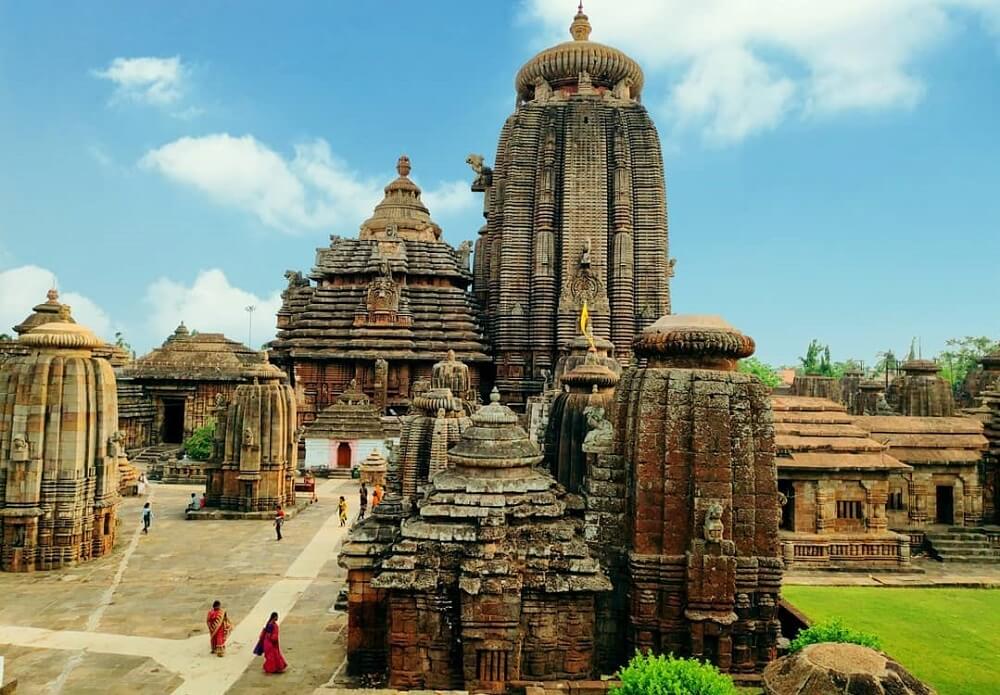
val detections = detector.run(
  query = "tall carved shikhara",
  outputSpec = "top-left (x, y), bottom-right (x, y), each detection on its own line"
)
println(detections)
top-left (472, 6), bottom-right (671, 402)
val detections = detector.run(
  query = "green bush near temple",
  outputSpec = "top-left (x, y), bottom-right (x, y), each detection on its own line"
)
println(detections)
top-left (612, 651), bottom-right (737, 695)
top-left (788, 618), bottom-right (880, 653)
top-left (183, 422), bottom-right (215, 461)
top-left (782, 586), bottom-right (1000, 695)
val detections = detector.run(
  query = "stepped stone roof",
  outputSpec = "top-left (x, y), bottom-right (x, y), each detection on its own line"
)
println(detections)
top-left (123, 323), bottom-right (263, 381)
top-left (855, 415), bottom-right (987, 464)
top-left (772, 396), bottom-right (908, 471)
top-left (304, 381), bottom-right (386, 440)
top-left (271, 157), bottom-right (489, 363)
top-left (12, 289), bottom-right (74, 335)
top-left (515, 6), bottom-right (644, 100)
top-left (373, 388), bottom-right (611, 595)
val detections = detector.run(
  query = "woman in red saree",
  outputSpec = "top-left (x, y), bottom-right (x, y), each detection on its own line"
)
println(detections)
top-left (206, 600), bottom-right (232, 656)
top-left (253, 611), bottom-right (288, 673)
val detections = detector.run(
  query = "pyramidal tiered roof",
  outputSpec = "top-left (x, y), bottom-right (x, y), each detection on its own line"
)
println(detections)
top-left (373, 388), bottom-right (610, 594)
top-left (304, 380), bottom-right (386, 440)
top-left (271, 156), bottom-right (489, 363)
top-left (124, 323), bottom-right (263, 381)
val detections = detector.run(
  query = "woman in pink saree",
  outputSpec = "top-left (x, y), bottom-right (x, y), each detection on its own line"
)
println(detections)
top-left (253, 611), bottom-right (288, 673)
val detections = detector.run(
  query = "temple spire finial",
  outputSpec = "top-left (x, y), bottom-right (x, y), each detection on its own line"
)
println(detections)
top-left (396, 154), bottom-right (411, 178)
top-left (570, 2), bottom-right (591, 41)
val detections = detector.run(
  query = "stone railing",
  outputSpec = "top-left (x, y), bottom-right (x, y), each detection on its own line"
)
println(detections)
top-left (781, 532), bottom-right (911, 570)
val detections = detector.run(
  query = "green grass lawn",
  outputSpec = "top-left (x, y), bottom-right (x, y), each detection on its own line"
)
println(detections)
top-left (782, 587), bottom-right (1000, 695)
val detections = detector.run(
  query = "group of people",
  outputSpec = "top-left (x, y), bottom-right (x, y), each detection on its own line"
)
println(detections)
top-left (338, 481), bottom-right (383, 526)
top-left (206, 601), bottom-right (288, 674)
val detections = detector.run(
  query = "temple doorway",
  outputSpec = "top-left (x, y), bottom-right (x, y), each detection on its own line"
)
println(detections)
top-left (162, 399), bottom-right (185, 444)
top-left (336, 442), bottom-right (352, 469)
top-left (936, 485), bottom-right (954, 524)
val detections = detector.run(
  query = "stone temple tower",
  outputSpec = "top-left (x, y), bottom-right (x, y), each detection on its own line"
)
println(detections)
top-left (0, 305), bottom-right (121, 572)
top-left (473, 5), bottom-right (671, 403)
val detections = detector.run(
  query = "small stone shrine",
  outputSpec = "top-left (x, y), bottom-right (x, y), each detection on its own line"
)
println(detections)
top-left (302, 380), bottom-right (387, 472)
top-left (617, 315), bottom-right (782, 673)
top-left (0, 309), bottom-right (121, 571)
top-left (118, 323), bottom-right (265, 450)
top-left (896, 359), bottom-right (955, 417)
top-left (396, 350), bottom-right (475, 502)
top-left (358, 449), bottom-right (388, 488)
top-left (270, 156), bottom-right (490, 421)
top-left (790, 374), bottom-right (842, 403)
top-left (202, 361), bottom-right (297, 515)
top-left (371, 388), bottom-right (611, 692)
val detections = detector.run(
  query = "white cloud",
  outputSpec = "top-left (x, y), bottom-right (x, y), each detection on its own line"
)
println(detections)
top-left (0, 265), bottom-right (113, 339)
top-left (144, 269), bottom-right (282, 347)
top-left (525, 0), bottom-right (1000, 143)
top-left (421, 179), bottom-right (478, 216)
top-left (141, 134), bottom-right (474, 233)
top-left (92, 56), bottom-right (185, 106)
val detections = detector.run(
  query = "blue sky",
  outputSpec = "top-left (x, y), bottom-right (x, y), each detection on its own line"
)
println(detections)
top-left (1, 0), bottom-right (998, 367)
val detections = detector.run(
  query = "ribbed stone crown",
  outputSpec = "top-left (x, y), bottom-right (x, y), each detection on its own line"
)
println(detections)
top-left (360, 155), bottom-right (442, 242)
top-left (634, 314), bottom-right (755, 370)
top-left (515, 7), bottom-right (644, 100)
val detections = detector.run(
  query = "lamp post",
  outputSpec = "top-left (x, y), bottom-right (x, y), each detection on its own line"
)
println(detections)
top-left (245, 305), bottom-right (256, 347)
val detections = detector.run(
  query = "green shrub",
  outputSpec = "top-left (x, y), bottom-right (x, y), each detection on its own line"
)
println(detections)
top-left (789, 618), bottom-right (881, 653)
top-left (183, 422), bottom-right (215, 461)
top-left (612, 652), bottom-right (737, 695)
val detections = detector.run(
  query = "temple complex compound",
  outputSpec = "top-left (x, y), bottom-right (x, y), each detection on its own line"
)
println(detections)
top-left (471, 5), bottom-right (671, 404)
top-left (117, 323), bottom-right (266, 451)
top-left (0, 301), bottom-right (122, 571)
top-left (201, 360), bottom-right (297, 516)
top-left (270, 156), bottom-right (490, 423)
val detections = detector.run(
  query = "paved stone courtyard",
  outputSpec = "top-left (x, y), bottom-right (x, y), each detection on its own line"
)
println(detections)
top-left (0, 479), bottom-right (356, 694)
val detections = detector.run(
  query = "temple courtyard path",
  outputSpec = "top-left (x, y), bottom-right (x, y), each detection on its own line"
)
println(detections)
top-left (0, 478), bottom-right (357, 694)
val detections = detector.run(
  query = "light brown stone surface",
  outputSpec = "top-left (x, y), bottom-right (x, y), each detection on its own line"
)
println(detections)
top-left (763, 643), bottom-right (934, 694)
top-left (0, 479), bottom-right (355, 694)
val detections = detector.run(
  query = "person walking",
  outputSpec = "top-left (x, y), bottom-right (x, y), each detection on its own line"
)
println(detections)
top-left (141, 501), bottom-right (153, 534)
top-left (338, 496), bottom-right (348, 527)
top-left (358, 482), bottom-right (368, 521)
top-left (137, 473), bottom-right (147, 496)
top-left (274, 504), bottom-right (285, 541)
top-left (206, 600), bottom-right (232, 657)
top-left (253, 611), bottom-right (288, 674)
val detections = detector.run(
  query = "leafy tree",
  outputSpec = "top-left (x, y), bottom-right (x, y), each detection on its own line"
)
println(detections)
top-left (799, 340), bottom-right (835, 377)
top-left (738, 357), bottom-right (783, 388)
top-left (936, 336), bottom-right (999, 388)
top-left (871, 349), bottom-right (899, 378)
top-left (0, 332), bottom-right (12, 341)
top-left (612, 652), bottom-right (737, 695)
top-left (183, 422), bottom-right (216, 461)
top-left (114, 331), bottom-right (136, 359)
top-left (789, 618), bottom-right (881, 653)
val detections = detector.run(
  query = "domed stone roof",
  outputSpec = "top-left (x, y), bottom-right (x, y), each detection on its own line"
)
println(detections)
top-left (763, 643), bottom-right (935, 695)
top-left (634, 314), bottom-right (755, 368)
top-left (359, 155), bottom-right (442, 242)
top-left (12, 289), bottom-right (75, 335)
top-left (515, 5), bottom-right (644, 101)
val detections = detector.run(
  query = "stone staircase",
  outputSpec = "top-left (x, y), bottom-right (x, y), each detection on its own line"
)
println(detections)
top-left (925, 527), bottom-right (1000, 563)
top-left (129, 444), bottom-right (183, 466)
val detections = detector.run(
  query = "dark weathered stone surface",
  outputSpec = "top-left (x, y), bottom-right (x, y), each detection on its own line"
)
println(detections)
top-left (620, 314), bottom-right (781, 674)
top-left (472, 7), bottom-right (671, 404)
top-left (896, 359), bottom-right (955, 417)
top-left (763, 643), bottom-right (935, 695)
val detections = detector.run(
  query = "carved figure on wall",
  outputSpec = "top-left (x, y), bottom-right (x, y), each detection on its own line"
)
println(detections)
top-left (704, 501), bottom-right (724, 543)
top-left (284, 270), bottom-right (309, 288)
top-left (466, 154), bottom-right (485, 177)
top-left (375, 358), bottom-right (388, 383)
top-left (583, 405), bottom-right (613, 450)
top-left (580, 238), bottom-right (592, 267)
top-left (533, 77), bottom-right (553, 103)
top-left (11, 435), bottom-right (29, 461)
top-left (243, 427), bottom-right (255, 447)
top-left (215, 393), bottom-right (228, 409)
top-left (466, 153), bottom-right (493, 189)
top-left (385, 223), bottom-right (399, 239)
top-left (611, 78), bottom-right (632, 100)
top-left (541, 368), bottom-right (553, 392)
top-left (457, 240), bottom-right (473, 271)
top-left (107, 431), bottom-right (126, 458)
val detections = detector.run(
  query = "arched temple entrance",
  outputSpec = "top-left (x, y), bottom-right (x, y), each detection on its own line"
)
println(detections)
top-left (337, 442), bottom-right (352, 469)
